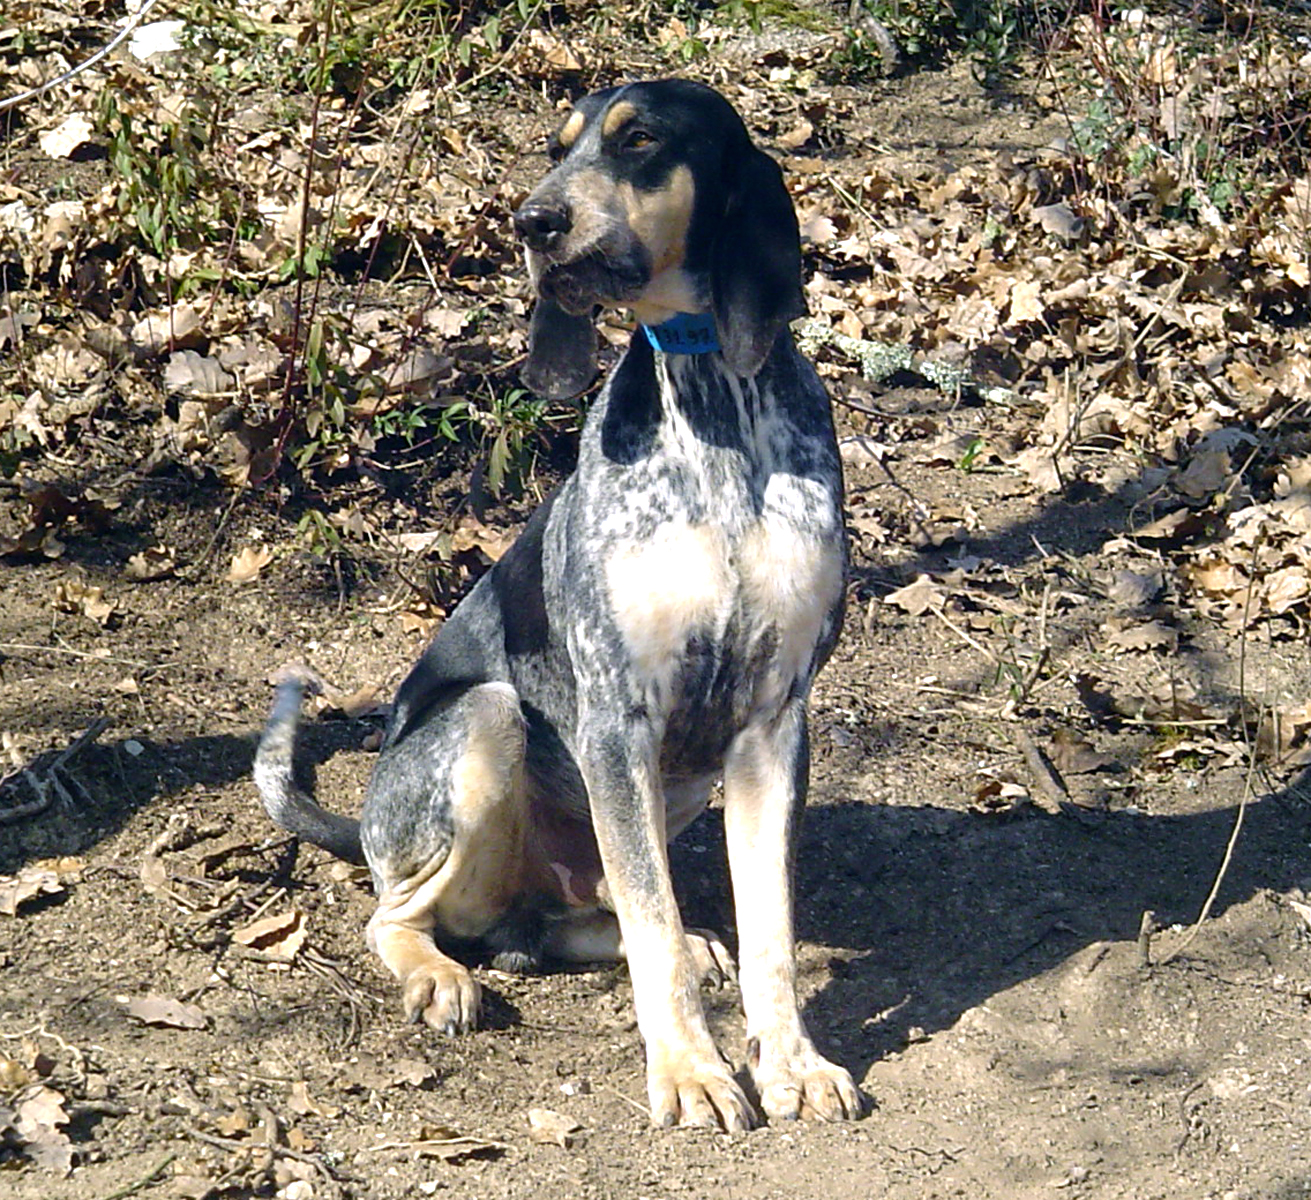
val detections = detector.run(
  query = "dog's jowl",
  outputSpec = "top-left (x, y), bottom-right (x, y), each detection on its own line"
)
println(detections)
top-left (255, 79), bottom-right (860, 1130)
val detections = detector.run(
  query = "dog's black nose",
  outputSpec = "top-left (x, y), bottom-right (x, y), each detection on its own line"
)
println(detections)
top-left (514, 201), bottom-right (572, 252)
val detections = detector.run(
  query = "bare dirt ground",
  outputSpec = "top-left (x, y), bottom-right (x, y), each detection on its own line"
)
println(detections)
top-left (5, 40), bottom-right (1311, 1200)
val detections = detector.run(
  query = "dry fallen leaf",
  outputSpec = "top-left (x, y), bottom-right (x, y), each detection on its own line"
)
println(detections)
top-left (1264, 566), bottom-right (1310, 616)
top-left (1106, 620), bottom-right (1178, 652)
top-left (38, 114), bottom-right (94, 160)
top-left (53, 577), bottom-right (115, 625)
top-left (1175, 448), bottom-right (1232, 500)
top-left (399, 610), bottom-right (439, 638)
top-left (226, 545), bottom-right (273, 584)
top-left (883, 574), bottom-right (947, 617)
top-left (138, 851), bottom-right (171, 899)
top-left (288, 1079), bottom-right (340, 1118)
top-left (1007, 277), bottom-right (1046, 324)
top-left (317, 683), bottom-right (386, 720)
top-left (215, 1106), bottom-right (251, 1137)
top-left (1008, 445), bottom-right (1069, 493)
top-left (971, 776), bottom-right (1032, 815)
top-left (409, 1124), bottom-right (506, 1162)
top-left (527, 1106), bottom-right (584, 1148)
top-left (232, 909), bottom-right (307, 961)
top-left (1048, 731), bottom-right (1117, 776)
top-left (1133, 509), bottom-right (1206, 542)
top-left (451, 516), bottom-right (514, 562)
top-left (125, 994), bottom-right (207, 1030)
top-left (521, 28), bottom-right (585, 74)
top-left (801, 212), bottom-right (838, 244)
top-left (1031, 202), bottom-right (1085, 242)
top-left (328, 861), bottom-right (373, 887)
top-left (917, 433), bottom-right (982, 467)
top-left (338, 1050), bottom-right (437, 1093)
top-left (395, 530), bottom-right (447, 554)
top-left (839, 435), bottom-right (887, 465)
top-left (125, 544), bottom-right (177, 581)
top-left (13, 1084), bottom-right (73, 1174)
top-left (164, 350), bottom-right (234, 397)
top-left (1105, 568), bottom-right (1163, 609)
top-left (390, 1058), bottom-right (437, 1087)
top-left (0, 1056), bottom-right (35, 1091)
top-left (0, 868), bottom-right (64, 916)
top-left (130, 303), bottom-right (202, 355)
top-left (777, 118), bottom-right (814, 150)
top-left (1183, 558), bottom-right (1247, 595)
top-left (1154, 737), bottom-right (1244, 767)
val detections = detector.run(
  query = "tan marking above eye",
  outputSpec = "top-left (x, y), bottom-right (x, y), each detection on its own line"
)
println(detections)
top-left (557, 110), bottom-right (586, 150)
top-left (601, 100), bottom-right (638, 139)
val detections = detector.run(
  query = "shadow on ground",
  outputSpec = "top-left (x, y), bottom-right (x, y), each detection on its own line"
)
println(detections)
top-left (673, 774), bottom-right (1311, 1088)
top-left (0, 720), bottom-right (363, 872)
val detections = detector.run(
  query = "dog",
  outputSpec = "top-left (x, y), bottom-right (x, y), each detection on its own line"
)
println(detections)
top-left (255, 78), bottom-right (859, 1130)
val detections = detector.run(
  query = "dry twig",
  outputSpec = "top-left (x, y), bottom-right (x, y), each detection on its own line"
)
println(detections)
top-left (1008, 725), bottom-right (1069, 815)
top-left (0, 717), bottom-right (110, 825)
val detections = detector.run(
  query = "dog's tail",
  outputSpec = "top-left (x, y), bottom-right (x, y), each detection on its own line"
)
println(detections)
top-left (254, 667), bottom-right (366, 865)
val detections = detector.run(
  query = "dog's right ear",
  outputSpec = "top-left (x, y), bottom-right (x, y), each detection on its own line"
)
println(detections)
top-left (522, 298), bottom-right (596, 400)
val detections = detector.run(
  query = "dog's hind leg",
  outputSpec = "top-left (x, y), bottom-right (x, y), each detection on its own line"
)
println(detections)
top-left (361, 681), bottom-right (529, 1035)
top-left (546, 909), bottom-right (735, 987)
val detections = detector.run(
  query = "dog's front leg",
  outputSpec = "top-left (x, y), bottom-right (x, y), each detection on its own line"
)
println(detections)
top-left (579, 723), bottom-right (757, 1131)
top-left (724, 701), bottom-right (863, 1122)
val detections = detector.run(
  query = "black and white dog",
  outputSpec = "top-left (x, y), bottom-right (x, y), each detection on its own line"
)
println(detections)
top-left (256, 79), bottom-right (858, 1130)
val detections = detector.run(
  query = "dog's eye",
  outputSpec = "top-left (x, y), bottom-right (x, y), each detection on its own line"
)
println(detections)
top-left (622, 129), bottom-right (657, 152)
top-left (547, 137), bottom-right (566, 164)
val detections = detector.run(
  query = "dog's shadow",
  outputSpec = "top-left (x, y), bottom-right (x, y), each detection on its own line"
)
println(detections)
top-left (10, 713), bottom-right (1307, 1096)
top-left (669, 781), bottom-right (1311, 1084)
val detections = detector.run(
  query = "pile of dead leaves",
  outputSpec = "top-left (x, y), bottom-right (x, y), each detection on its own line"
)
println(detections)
top-left (790, 13), bottom-right (1311, 643)
top-left (4, 4), bottom-right (1311, 636)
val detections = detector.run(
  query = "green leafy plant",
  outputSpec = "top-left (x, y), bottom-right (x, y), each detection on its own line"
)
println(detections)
top-left (290, 315), bottom-right (367, 474)
top-left (959, 0), bottom-right (1019, 90)
top-left (296, 508), bottom-right (343, 556)
top-left (471, 386), bottom-right (556, 498)
top-left (98, 92), bottom-right (232, 256)
top-left (0, 397), bottom-right (36, 478)
top-left (958, 437), bottom-right (987, 473)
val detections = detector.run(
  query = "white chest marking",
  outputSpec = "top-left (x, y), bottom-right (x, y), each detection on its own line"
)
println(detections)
top-left (604, 523), bottom-right (731, 684)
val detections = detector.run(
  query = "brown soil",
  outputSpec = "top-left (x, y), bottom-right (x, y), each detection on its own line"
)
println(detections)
top-left (4, 59), bottom-right (1311, 1200)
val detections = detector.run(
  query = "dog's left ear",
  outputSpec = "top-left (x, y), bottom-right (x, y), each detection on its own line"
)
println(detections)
top-left (710, 145), bottom-right (806, 379)
top-left (522, 296), bottom-right (597, 400)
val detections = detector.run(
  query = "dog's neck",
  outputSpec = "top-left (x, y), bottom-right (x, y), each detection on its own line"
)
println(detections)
top-left (639, 333), bottom-right (786, 453)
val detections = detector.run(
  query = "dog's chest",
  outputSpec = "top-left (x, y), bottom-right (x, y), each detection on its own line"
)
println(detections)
top-left (601, 464), bottom-right (842, 723)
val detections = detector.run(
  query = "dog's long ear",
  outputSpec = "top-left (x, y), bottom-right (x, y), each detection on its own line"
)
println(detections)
top-left (522, 297), bottom-right (597, 400)
top-left (710, 145), bottom-right (806, 379)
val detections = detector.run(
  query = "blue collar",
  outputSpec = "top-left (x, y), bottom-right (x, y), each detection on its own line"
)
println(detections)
top-left (641, 311), bottom-right (720, 355)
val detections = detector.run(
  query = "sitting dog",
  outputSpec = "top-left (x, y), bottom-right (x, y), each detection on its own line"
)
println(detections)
top-left (255, 78), bottom-right (859, 1130)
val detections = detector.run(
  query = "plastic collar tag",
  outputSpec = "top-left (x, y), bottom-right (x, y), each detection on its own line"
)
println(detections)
top-left (642, 311), bottom-right (721, 354)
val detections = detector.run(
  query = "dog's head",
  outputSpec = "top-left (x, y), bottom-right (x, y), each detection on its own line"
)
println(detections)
top-left (513, 79), bottom-right (805, 399)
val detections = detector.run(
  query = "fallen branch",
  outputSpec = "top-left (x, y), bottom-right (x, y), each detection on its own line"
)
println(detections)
top-left (1008, 725), bottom-right (1069, 815)
top-left (0, 717), bottom-right (110, 825)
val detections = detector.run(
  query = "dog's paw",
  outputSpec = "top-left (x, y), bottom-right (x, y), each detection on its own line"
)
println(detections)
top-left (402, 961), bottom-right (480, 1035)
top-left (684, 928), bottom-right (736, 989)
top-left (748, 1038), bottom-right (862, 1123)
top-left (647, 1046), bottom-right (758, 1131)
